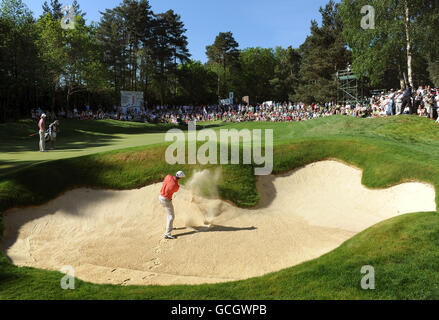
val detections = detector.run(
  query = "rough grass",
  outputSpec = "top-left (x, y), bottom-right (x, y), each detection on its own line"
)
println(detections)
top-left (1, 115), bottom-right (439, 299)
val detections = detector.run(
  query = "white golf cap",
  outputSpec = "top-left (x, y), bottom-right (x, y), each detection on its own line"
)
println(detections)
top-left (176, 171), bottom-right (185, 178)
top-left (41, 113), bottom-right (47, 118)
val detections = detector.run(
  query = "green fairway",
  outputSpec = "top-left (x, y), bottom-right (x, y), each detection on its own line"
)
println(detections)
top-left (0, 119), bottom-right (170, 176)
top-left (1, 115), bottom-right (439, 299)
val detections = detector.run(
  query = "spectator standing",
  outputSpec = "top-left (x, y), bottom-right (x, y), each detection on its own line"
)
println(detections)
top-left (434, 89), bottom-right (439, 120)
top-left (395, 90), bottom-right (404, 115)
top-left (38, 113), bottom-right (47, 152)
top-left (402, 84), bottom-right (413, 114)
top-left (388, 90), bottom-right (395, 115)
top-left (423, 92), bottom-right (434, 119)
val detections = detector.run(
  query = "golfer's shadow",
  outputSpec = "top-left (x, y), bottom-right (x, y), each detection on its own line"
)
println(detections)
top-left (175, 225), bottom-right (257, 238)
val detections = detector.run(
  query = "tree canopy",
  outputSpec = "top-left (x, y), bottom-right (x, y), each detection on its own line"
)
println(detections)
top-left (295, 0), bottom-right (351, 103)
top-left (339, 0), bottom-right (439, 88)
top-left (0, 0), bottom-right (437, 120)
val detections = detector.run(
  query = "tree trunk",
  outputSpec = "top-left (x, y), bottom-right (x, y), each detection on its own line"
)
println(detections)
top-left (114, 66), bottom-right (118, 96)
top-left (400, 78), bottom-right (406, 90)
top-left (174, 50), bottom-right (177, 99)
top-left (160, 61), bottom-right (165, 106)
top-left (67, 86), bottom-right (71, 111)
top-left (223, 58), bottom-right (226, 98)
top-left (404, 0), bottom-right (414, 87)
top-left (217, 74), bottom-right (220, 101)
top-left (144, 76), bottom-right (148, 109)
top-left (52, 84), bottom-right (56, 111)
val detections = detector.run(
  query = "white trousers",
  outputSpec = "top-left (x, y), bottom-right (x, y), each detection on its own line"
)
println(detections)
top-left (395, 102), bottom-right (403, 115)
top-left (39, 130), bottom-right (45, 151)
top-left (159, 195), bottom-right (175, 236)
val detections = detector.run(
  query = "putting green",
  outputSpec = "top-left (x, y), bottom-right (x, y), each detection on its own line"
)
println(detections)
top-left (0, 122), bottom-right (166, 175)
top-left (0, 133), bottom-right (164, 162)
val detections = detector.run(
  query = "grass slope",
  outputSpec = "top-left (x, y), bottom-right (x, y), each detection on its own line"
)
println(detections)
top-left (1, 115), bottom-right (439, 299)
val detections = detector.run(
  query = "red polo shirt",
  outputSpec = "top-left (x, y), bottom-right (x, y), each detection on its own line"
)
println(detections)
top-left (160, 175), bottom-right (180, 200)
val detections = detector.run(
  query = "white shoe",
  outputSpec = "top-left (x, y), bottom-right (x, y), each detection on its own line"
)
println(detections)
top-left (164, 234), bottom-right (176, 240)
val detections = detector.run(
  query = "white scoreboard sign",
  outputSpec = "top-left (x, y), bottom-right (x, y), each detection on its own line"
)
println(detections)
top-left (121, 91), bottom-right (144, 107)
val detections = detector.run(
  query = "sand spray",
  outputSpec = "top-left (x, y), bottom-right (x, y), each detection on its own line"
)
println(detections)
top-left (183, 168), bottom-right (224, 227)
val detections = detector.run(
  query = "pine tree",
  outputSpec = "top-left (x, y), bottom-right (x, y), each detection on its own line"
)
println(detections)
top-left (97, 8), bottom-right (128, 95)
top-left (295, 0), bottom-right (351, 103)
top-left (270, 46), bottom-right (301, 102)
top-left (41, 0), bottom-right (62, 20)
top-left (165, 10), bottom-right (190, 99)
top-left (150, 10), bottom-right (190, 105)
top-left (238, 47), bottom-right (276, 103)
top-left (72, 0), bottom-right (85, 18)
top-left (0, 0), bottom-right (40, 119)
top-left (41, 1), bottom-right (50, 17)
top-left (206, 31), bottom-right (240, 100)
top-left (177, 60), bottom-right (217, 105)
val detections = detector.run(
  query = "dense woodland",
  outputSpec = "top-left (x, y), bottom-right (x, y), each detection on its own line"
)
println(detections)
top-left (0, 0), bottom-right (438, 120)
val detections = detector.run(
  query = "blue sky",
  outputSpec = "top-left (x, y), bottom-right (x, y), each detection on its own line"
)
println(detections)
top-left (23, 0), bottom-right (337, 63)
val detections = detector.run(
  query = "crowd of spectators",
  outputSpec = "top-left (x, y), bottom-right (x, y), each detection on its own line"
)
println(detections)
top-left (31, 85), bottom-right (439, 125)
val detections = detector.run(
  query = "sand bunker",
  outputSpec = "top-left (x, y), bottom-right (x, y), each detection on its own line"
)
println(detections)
top-left (1, 161), bottom-right (436, 286)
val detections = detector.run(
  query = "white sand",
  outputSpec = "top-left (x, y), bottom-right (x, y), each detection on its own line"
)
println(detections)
top-left (1, 160), bottom-right (436, 286)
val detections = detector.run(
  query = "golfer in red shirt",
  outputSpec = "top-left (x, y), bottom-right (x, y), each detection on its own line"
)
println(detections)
top-left (159, 171), bottom-right (186, 239)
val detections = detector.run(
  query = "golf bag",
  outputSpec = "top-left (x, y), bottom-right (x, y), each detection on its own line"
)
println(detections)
top-left (44, 129), bottom-right (51, 142)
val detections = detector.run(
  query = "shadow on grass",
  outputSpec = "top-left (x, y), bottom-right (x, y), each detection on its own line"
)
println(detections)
top-left (0, 131), bottom-right (125, 154)
top-left (1, 119), bottom-right (223, 138)
top-left (0, 266), bottom-right (21, 287)
top-left (76, 120), bottom-right (222, 135)
top-left (0, 121), bottom-right (222, 154)
top-left (0, 133), bottom-right (130, 176)
top-left (0, 160), bottom-right (44, 177)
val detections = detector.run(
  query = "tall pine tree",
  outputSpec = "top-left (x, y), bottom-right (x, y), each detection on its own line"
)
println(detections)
top-left (295, 0), bottom-right (351, 103)
top-left (206, 31), bottom-right (240, 100)
top-left (41, 0), bottom-right (62, 20)
top-left (270, 46), bottom-right (301, 102)
top-left (150, 10), bottom-right (190, 105)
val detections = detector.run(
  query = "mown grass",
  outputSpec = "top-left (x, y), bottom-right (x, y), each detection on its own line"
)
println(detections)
top-left (0, 119), bottom-right (219, 177)
top-left (1, 115), bottom-right (439, 299)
